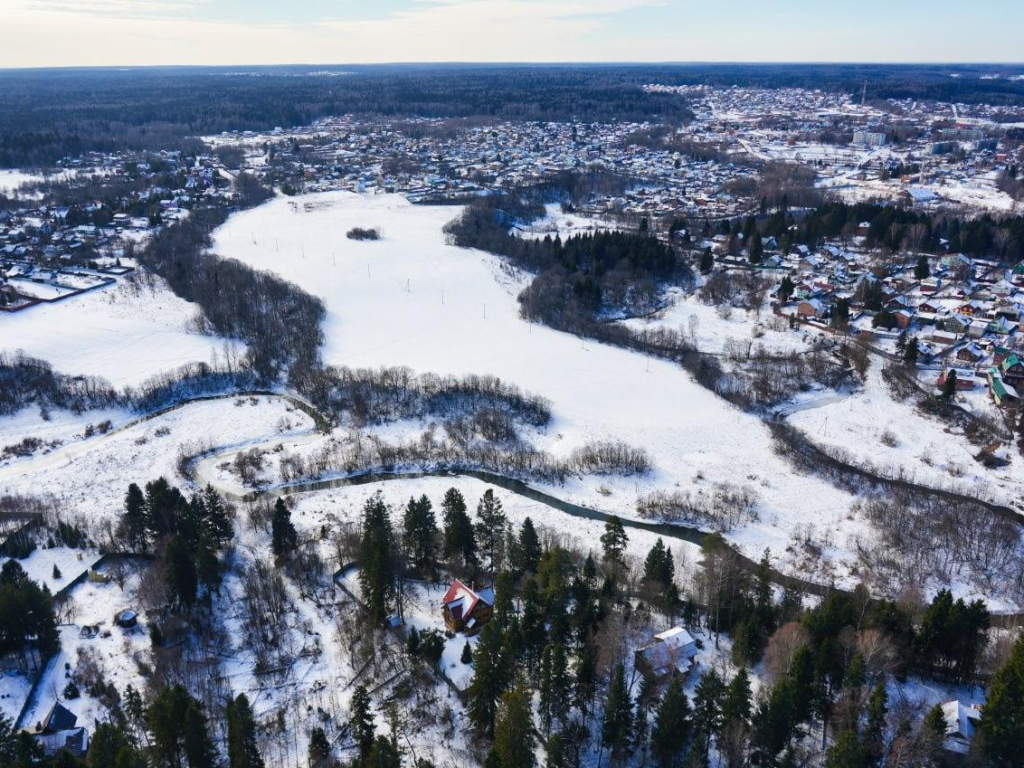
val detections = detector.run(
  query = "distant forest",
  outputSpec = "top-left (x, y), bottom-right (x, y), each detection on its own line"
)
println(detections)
top-left (3, 63), bottom-right (1024, 167)
top-left (0, 65), bottom-right (693, 167)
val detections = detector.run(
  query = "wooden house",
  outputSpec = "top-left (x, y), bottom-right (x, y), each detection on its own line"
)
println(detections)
top-left (441, 580), bottom-right (494, 636)
top-left (635, 627), bottom-right (698, 683)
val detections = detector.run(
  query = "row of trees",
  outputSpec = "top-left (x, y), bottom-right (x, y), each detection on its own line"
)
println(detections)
top-left (139, 206), bottom-right (325, 383)
top-left (0, 559), bottom-right (60, 664)
top-left (445, 194), bottom-right (683, 327)
top-left (357, 488), bottom-right (545, 621)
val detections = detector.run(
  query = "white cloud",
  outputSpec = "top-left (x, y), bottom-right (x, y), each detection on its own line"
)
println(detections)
top-left (16, 0), bottom-right (212, 18)
top-left (0, 0), bottom-right (1018, 67)
top-left (1, 0), bottom-right (665, 67)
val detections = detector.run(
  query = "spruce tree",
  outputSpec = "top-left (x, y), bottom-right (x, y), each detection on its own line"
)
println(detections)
top-left (402, 494), bottom-right (437, 576)
top-left (546, 732), bottom-right (569, 768)
top-left (651, 677), bottom-right (690, 767)
top-left (778, 275), bottom-right (795, 303)
top-left (914, 254), bottom-right (930, 280)
top-left (149, 687), bottom-right (214, 768)
top-left (642, 538), bottom-right (674, 586)
top-left (270, 498), bottom-right (298, 559)
top-left (941, 369), bottom-right (958, 400)
top-left (824, 729), bottom-right (869, 768)
top-left (468, 619), bottom-right (509, 735)
top-left (441, 488), bottom-right (477, 573)
top-left (120, 483), bottom-right (149, 553)
top-left (904, 336), bottom-right (919, 366)
top-left (516, 517), bottom-right (541, 575)
top-left (182, 700), bottom-right (218, 768)
top-left (492, 687), bottom-right (535, 768)
top-left (226, 693), bottom-right (264, 768)
top-left (519, 576), bottom-right (546, 673)
top-left (749, 235), bottom-right (764, 265)
top-left (365, 735), bottom-right (401, 768)
top-left (350, 684), bottom-right (376, 761)
top-left (202, 485), bottom-right (233, 548)
top-left (475, 489), bottom-right (507, 572)
top-left (980, 633), bottom-right (1024, 767)
top-left (863, 681), bottom-right (888, 765)
top-left (358, 494), bottom-right (396, 622)
top-left (308, 727), bottom-right (332, 768)
top-left (602, 664), bottom-right (633, 764)
top-left (600, 516), bottom-right (628, 575)
top-left (693, 669), bottom-right (725, 755)
top-left (699, 248), bottom-right (714, 275)
top-left (87, 722), bottom-right (140, 768)
top-left (539, 643), bottom-right (571, 735)
top-left (164, 534), bottom-right (197, 610)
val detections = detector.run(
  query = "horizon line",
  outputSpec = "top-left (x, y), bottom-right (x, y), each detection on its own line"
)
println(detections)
top-left (3, 60), bottom-right (1024, 74)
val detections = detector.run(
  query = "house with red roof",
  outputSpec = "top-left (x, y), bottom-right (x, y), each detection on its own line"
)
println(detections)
top-left (441, 579), bottom-right (494, 636)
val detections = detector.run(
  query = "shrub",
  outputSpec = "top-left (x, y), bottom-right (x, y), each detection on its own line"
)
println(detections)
top-left (346, 227), bottom-right (381, 241)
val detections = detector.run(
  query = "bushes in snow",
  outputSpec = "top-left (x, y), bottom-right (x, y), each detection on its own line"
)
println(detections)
top-left (856, 490), bottom-right (1024, 603)
top-left (275, 431), bottom-right (651, 487)
top-left (304, 365), bottom-right (553, 429)
top-left (346, 226), bottom-right (381, 241)
top-left (567, 440), bottom-right (651, 476)
top-left (636, 483), bottom-right (759, 531)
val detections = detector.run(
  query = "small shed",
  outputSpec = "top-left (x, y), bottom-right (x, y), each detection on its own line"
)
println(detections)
top-left (114, 609), bottom-right (138, 628)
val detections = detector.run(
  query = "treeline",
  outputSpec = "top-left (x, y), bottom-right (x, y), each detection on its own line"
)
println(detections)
top-left (0, 685), bottom-right (264, 768)
top-left (352, 486), bottom-right (1014, 768)
top-left (0, 353), bottom-right (264, 419)
top-left (656, 62), bottom-right (1024, 106)
top-left (139, 205), bottom-right (325, 381)
top-left (275, 430), bottom-right (651, 488)
top-left (446, 194), bottom-right (682, 325)
top-left (115, 479), bottom-right (233, 611)
top-left (772, 200), bottom-right (1024, 261)
top-left (0, 560), bottom-right (60, 666)
top-left (0, 352), bottom-right (119, 416)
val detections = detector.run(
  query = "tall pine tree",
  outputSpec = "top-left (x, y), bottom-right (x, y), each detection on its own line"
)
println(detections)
top-left (271, 498), bottom-right (298, 559)
top-left (359, 494), bottom-right (397, 622)
top-left (226, 693), bottom-right (264, 768)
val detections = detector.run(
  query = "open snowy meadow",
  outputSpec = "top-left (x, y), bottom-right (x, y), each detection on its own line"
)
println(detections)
top-left (207, 191), bottom-right (872, 590)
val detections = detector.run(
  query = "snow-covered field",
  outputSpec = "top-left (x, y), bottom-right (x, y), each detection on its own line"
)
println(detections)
top-left (0, 396), bottom-right (315, 527)
top-left (0, 405), bottom-right (126, 469)
top-left (624, 288), bottom-right (807, 355)
top-left (0, 169), bottom-right (47, 199)
top-left (1, 278), bottom-right (242, 387)
top-left (206, 192), bottom-right (866, 585)
top-left (5, 188), bottom-right (1018, 612)
top-left (515, 203), bottom-right (622, 240)
top-left (787, 363), bottom-right (1022, 497)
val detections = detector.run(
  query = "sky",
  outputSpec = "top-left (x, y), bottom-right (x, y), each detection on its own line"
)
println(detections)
top-left (2, 0), bottom-right (1023, 69)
